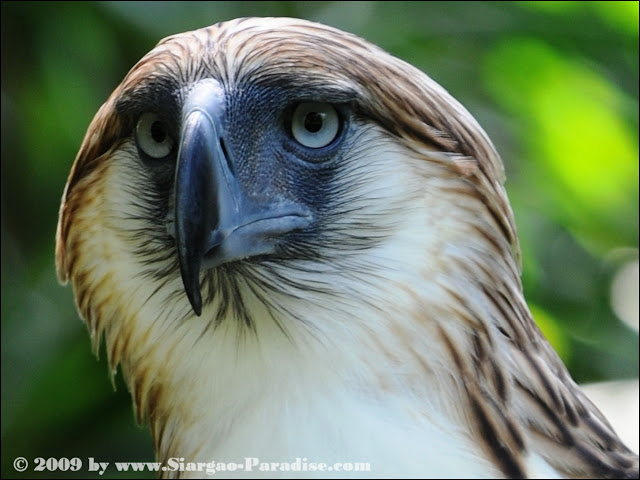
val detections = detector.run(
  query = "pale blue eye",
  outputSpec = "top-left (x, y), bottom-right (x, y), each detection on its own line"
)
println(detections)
top-left (136, 113), bottom-right (173, 159)
top-left (291, 103), bottom-right (339, 149)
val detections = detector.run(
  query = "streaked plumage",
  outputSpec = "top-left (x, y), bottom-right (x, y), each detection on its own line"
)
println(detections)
top-left (56, 17), bottom-right (638, 478)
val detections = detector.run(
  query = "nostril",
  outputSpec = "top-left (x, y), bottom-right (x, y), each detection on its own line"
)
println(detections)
top-left (219, 137), bottom-right (235, 175)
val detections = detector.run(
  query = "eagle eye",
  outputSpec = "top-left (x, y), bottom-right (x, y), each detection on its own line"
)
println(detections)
top-left (136, 113), bottom-right (174, 159)
top-left (290, 103), bottom-right (340, 149)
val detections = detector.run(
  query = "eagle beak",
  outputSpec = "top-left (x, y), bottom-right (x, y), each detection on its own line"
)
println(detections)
top-left (174, 80), bottom-right (311, 316)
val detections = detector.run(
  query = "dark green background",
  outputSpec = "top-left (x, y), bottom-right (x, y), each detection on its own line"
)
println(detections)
top-left (2, 2), bottom-right (638, 478)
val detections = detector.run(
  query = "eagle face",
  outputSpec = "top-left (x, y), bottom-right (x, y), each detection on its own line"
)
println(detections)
top-left (56, 17), bottom-right (638, 479)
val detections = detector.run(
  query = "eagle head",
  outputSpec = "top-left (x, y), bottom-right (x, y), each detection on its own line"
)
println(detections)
top-left (56, 17), bottom-right (638, 479)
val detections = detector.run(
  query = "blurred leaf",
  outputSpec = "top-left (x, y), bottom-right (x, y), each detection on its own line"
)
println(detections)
top-left (484, 37), bottom-right (638, 253)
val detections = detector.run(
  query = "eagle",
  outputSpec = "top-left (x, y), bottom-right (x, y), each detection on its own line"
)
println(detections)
top-left (55, 17), bottom-right (638, 479)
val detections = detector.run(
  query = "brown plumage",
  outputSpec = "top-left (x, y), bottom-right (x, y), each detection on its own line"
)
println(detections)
top-left (56, 17), bottom-right (638, 478)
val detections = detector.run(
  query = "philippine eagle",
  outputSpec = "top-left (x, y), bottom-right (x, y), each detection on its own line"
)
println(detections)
top-left (56, 17), bottom-right (638, 479)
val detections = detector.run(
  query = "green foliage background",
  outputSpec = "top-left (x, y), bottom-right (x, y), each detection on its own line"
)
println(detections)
top-left (1, 2), bottom-right (638, 478)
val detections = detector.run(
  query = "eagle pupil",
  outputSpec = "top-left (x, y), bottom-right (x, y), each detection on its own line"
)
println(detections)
top-left (151, 121), bottom-right (167, 143)
top-left (304, 112), bottom-right (324, 133)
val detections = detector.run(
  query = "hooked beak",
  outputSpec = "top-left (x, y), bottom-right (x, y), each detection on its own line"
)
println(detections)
top-left (174, 80), bottom-right (311, 315)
